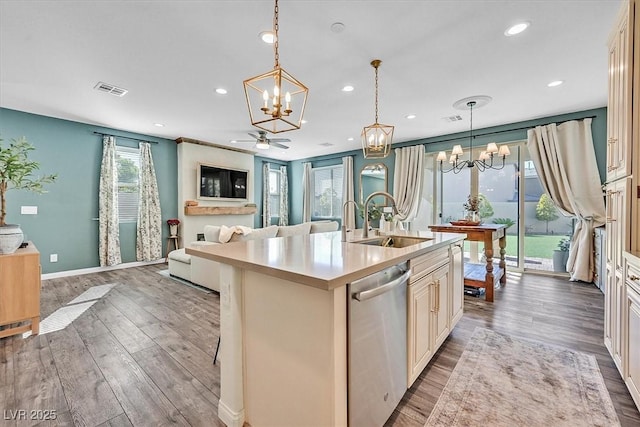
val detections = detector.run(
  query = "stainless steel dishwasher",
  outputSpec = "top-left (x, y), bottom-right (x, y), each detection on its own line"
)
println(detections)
top-left (348, 262), bottom-right (410, 427)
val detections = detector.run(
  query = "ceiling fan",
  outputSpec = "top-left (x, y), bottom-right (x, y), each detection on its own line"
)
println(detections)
top-left (232, 130), bottom-right (290, 150)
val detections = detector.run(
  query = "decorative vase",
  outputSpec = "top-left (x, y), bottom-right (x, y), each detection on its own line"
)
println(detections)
top-left (169, 224), bottom-right (178, 237)
top-left (0, 224), bottom-right (24, 254)
top-left (465, 210), bottom-right (480, 223)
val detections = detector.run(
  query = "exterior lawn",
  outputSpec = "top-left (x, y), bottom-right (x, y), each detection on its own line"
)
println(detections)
top-left (464, 234), bottom-right (568, 259)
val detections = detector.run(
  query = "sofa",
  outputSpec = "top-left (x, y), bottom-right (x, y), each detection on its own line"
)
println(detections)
top-left (167, 221), bottom-right (339, 292)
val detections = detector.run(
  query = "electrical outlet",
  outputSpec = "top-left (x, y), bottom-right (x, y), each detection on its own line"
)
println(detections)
top-left (21, 206), bottom-right (38, 215)
top-left (50, 254), bottom-right (58, 263)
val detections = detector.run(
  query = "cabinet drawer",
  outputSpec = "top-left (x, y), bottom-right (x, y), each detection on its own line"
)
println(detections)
top-left (628, 261), bottom-right (640, 294)
top-left (409, 249), bottom-right (449, 283)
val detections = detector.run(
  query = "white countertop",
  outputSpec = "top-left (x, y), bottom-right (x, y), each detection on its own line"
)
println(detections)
top-left (186, 230), bottom-right (465, 290)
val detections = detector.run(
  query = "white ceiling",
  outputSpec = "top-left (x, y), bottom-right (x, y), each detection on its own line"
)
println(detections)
top-left (0, 0), bottom-right (620, 161)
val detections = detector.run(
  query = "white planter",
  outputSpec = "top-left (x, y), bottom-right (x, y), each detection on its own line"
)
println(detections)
top-left (169, 224), bottom-right (178, 236)
top-left (0, 224), bottom-right (24, 254)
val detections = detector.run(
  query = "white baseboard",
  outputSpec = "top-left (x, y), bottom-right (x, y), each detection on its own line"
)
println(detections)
top-left (41, 259), bottom-right (166, 280)
top-left (218, 400), bottom-right (245, 427)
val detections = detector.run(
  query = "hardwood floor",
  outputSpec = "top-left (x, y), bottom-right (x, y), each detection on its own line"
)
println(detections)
top-left (0, 265), bottom-right (638, 426)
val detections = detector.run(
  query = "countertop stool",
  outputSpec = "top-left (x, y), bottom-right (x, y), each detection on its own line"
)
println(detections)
top-left (165, 236), bottom-right (180, 262)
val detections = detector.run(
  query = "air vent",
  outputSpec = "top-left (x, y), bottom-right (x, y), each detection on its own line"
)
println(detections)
top-left (94, 82), bottom-right (128, 97)
top-left (442, 115), bottom-right (463, 122)
top-left (319, 142), bottom-right (334, 147)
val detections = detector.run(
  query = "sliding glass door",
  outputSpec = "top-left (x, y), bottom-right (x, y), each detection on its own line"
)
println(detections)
top-left (423, 141), bottom-right (570, 274)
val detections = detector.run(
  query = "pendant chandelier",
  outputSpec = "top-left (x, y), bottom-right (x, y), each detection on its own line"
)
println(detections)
top-left (362, 59), bottom-right (394, 159)
top-left (437, 97), bottom-right (510, 173)
top-left (243, 0), bottom-right (308, 134)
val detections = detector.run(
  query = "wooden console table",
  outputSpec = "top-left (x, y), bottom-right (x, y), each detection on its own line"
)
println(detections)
top-left (428, 223), bottom-right (508, 302)
top-left (0, 243), bottom-right (41, 338)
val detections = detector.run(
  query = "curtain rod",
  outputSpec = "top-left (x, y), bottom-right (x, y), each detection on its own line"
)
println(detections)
top-left (304, 153), bottom-right (355, 163)
top-left (261, 159), bottom-right (288, 166)
top-left (93, 131), bottom-right (159, 144)
top-left (427, 115), bottom-right (597, 145)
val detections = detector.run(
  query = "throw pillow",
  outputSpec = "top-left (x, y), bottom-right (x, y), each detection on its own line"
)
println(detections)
top-left (229, 225), bottom-right (278, 242)
top-left (204, 225), bottom-right (222, 242)
top-left (276, 222), bottom-right (311, 237)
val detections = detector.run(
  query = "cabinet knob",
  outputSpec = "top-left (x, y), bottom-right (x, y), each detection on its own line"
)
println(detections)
top-left (630, 275), bottom-right (640, 281)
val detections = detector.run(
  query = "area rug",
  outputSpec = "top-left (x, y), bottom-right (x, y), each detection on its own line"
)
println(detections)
top-left (157, 269), bottom-right (213, 293)
top-left (425, 327), bottom-right (620, 427)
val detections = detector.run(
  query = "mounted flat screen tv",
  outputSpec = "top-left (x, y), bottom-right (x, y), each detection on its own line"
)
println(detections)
top-left (197, 163), bottom-right (248, 201)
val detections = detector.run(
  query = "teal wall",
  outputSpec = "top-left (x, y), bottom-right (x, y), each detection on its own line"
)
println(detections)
top-left (0, 105), bottom-right (605, 274)
top-left (288, 107), bottom-right (607, 226)
top-left (0, 108), bottom-right (178, 274)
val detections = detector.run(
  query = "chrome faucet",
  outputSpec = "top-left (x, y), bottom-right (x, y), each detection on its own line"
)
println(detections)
top-left (363, 191), bottom-right (398, 238)
top-left (341, 200), bottom-right (360, 242)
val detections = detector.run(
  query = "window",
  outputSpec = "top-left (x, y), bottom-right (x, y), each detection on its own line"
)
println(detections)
top-left (312, 165), bottom-right (343, 218)
top-left (116, 146), bottom-right (140, 222)
top-left (269, 169), bottom-right (281, 218)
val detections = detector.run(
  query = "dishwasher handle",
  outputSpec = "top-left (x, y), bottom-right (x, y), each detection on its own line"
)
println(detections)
top-left (353, 270), bottom-right (411, 302)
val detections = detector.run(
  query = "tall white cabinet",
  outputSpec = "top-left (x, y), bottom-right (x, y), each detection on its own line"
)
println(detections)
top-left (606, 0), bottom-right (640, 411)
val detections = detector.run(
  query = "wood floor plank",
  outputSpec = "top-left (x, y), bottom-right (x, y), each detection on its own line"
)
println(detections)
top-left (90, 298), bottom-right (155, 354)
top-left (115, 285), bottom-right (217, 356)
top-left (140, 323), bottom-right (220, 396)
top-left (9, 335), bottom-right (68, 427)
top-left (83, 332), bottom-right (189, 426)
top-left (95, 413), bottom-right (133, 427)
top-left (46, 327), bottom-right (123, 426)
top-left (132, 344), bottom-right (224, 426)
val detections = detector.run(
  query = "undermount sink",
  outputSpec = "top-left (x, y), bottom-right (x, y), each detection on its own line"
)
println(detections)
top-left (353, 235), bottom-right (433, 249)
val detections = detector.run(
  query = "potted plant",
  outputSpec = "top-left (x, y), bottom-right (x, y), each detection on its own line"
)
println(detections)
top-left (552, 238), bottom-right (570, 273)
top-left (358, 202), bottom-right (382, 229)
top-left (0, 137), bottom-right (56, 254)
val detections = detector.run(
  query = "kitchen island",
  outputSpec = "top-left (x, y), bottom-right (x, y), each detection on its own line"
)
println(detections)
top-left (187, 230), bottom-right (465, 427)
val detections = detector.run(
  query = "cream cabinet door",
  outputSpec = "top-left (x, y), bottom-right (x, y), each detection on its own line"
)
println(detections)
top-left (407, 276), bottom-right (434, 386)
top-left (625, 263), bottom-right (640, 409)
top-left (607, 4), bottom-right (632, 182)
top-left (432, 264), bottom-right (450, 349)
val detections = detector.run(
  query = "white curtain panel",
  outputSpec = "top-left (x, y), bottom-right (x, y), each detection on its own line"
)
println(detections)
top-left (98, 136), bottom-right (121, 266)
top-left (393, 145), bottom-right (425, 223)
top-left (527, 119), bottom-right (606, 282)
top-left (263, 162), bottom-right (271, 227)
top-left (302, 162), bottom-right (312, 222)
top-left (342, 156), bottom-right (355, 229)
top-left (136, 142), bottom-right (162, 261)
top-left (279, 165), bottom-right (289, 226)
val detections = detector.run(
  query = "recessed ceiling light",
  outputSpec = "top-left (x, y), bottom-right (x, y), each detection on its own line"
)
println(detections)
top-left (347, 137), bottom-right (354, 141)
top-left (504, 21), bottom-right (530, 36)
top-left (230, 140), bottom-right (238, 143)
top-left (331, 22), bottom-right (345, 33)
top-left (154, 123), bottom-right (164, 127)
top-left (260, 31), bottom-right (275, 44)
top-left (405, 114), bottom-right (416, 119)
top-left (215, 88), bottom-right (228, 95)
top-left (301, 119), bottom-right (308, 124)
top-left (547, 80), bottom-right (564, 87)
top-left (342, 85), bottom-right (354, 92)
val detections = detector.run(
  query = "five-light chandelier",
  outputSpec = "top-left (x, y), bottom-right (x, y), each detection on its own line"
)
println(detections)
top-left (243, 0), bottom-right (308, 134)
top-left (437, 98), bottom-right (510, 173)
top-left (362, 59), bottom-right (394, 159)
